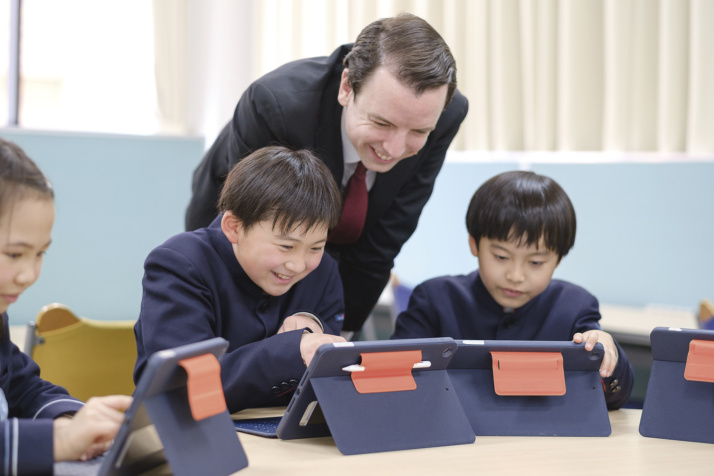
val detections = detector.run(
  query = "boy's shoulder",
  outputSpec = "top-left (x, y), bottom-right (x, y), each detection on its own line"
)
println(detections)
top-left (413, 271), bottom-right (478, 293)
top-left (544, 278), bottom-right (598, 305)
top-left (547, 278), bottom-right (596, 296)
top-left (146, 222), bottom-right (229, 269)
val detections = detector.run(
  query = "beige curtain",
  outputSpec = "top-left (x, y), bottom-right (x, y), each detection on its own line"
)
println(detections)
top-left (152, 0), bottom-right (256, 141)
top-left (154, 0), bottom-right (714, 154)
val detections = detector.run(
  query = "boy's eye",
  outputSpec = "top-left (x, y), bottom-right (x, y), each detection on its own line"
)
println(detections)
top-left (311, 246), bottom-right (324, 252)
top-left (4, 252), bottom-right (22, 259)
top-left (494, 254), bottom-right (507, 261)
top-left (280, 245), bottom-right (293, 250)
top-left (530, 261), bottom-right (544, 266)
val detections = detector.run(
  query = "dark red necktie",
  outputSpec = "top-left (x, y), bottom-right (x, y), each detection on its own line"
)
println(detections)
top-left (329, 162), bottom-right (368, 245)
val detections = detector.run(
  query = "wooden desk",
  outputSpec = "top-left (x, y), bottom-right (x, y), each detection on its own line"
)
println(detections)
top-left (232, 409), bottom-right (712, 475)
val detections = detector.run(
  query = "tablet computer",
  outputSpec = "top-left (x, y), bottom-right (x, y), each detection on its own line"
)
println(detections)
top-left (448, 339), bottom-right (611, 436)
top-left (275, 337), bottom-right (475, 454)
top-left (639, 327), bottom-right (714, 444)
top-left (97, 337), bottom-right (248, 476)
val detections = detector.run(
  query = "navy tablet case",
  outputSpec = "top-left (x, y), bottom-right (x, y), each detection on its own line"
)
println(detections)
top-left (98, 337), bottom-right (249, 475)
top-left (448, 340), bottom-right (611, 437)
top-left (639, 327), bottom-right (714, 444)
top-left (276, 338), bottom-right (475, 455)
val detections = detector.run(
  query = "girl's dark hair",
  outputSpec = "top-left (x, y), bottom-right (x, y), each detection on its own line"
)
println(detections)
top-left (218, 146), bottom-right (341, 234)
top-left (466, 171), bottom-right (576, 259)
top-left (0, 138), bottom-right (54, 222)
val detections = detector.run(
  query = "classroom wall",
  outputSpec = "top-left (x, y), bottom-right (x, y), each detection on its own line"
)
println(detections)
top-left (2, 129), bottom-right (712, 324)
top-left (394, 156), bottom-right (714, 315)
top-left (1, 129), bottom-right (204, 325)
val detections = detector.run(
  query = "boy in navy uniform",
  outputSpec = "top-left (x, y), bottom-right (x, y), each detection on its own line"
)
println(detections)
top-left (134, 146), bottom-right (346, 412)
top-left (392, 171), bottom-right (634, 409)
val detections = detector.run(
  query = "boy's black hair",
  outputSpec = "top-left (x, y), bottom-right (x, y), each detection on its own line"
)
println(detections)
top-left (218, 146), bottom-right (342, 235)
top-left (466, 171), bottom-right (576, 260)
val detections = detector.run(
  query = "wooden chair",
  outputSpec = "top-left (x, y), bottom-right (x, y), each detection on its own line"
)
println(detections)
top-left (24, 303), bottom-right (137, 401)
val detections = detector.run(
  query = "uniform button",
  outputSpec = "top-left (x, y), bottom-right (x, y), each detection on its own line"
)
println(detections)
top-left (612, 386), bottom-right (621, 393)
top-left (280, 381), bottom-right (292, 391)
top-left (288, 379), bottom-right (299, 386)
top-left (271, 386), bottom-right (281, 394)
top-left (609, 379), bottom-right (619, 389)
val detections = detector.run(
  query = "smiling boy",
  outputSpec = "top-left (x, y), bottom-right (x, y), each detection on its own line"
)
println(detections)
top-left (391, 171), bottom-right (634, 409)
top-left (134, 146), bottom-right (346, 412)
top-left (187, 14), bottom-right (468, 337)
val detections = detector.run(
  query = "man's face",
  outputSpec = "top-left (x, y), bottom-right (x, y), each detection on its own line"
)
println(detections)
top-left (338, 66), bottom-right (448, 173)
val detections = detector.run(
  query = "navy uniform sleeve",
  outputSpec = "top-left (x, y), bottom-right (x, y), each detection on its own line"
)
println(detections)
top-left (1, 316), bottom-right (83, 419)
top-left (0, 418), bottom-right (54, 475)
top-left (602, 340), bottom-right (635, 410)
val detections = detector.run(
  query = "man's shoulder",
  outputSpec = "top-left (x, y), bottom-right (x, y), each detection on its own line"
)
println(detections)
top-left (252, 44), bottom-right (350, 94)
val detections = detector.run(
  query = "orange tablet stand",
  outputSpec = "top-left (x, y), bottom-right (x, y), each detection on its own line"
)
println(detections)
top-left (490, 351), bottom-right (566, 396)
top-left (178, 353), bottom-right (227, 421)
top-left (684, 339), bottom-right (714, 383)
top-left (350, 350), bottom-right (422, 394)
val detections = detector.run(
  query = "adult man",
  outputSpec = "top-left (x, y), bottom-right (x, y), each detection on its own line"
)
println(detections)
top-left (187, 13), bottom-right (469, 335)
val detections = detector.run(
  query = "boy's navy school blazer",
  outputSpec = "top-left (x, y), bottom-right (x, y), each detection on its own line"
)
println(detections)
top-left (134, 215), bottom-right (344, 412)
top-left (391, 270), bottom-right (634, 409)
top-left (1, 313), bottom-right (84, 475)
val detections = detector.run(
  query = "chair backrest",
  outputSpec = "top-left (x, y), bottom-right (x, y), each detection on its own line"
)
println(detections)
top-left (25, 303), bottom-right (137, 401)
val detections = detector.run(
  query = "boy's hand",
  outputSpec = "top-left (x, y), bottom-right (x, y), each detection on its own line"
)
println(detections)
top-left (572, 330), bottom-right (618, 378)
top-left (299, 333), bottom-right (346, 367)
top-left (278, 314), bottom-right (323, 334)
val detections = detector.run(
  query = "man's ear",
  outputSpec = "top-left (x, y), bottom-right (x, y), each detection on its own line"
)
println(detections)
top-left (221, 211), bottom-right (243, 244)
top-left (468, 235), bottom-right (479, 258)
top-left (337, 68), bottom-right (353, 107)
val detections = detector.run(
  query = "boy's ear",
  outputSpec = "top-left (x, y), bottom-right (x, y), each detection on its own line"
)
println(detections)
top-left (468, 236), bottom-right (479, 258)
top-left (221, 212), bottom-right (243, 244)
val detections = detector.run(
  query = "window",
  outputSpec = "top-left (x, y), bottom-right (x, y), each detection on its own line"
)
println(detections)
top-left (3, 0), bottom-right (157, 134)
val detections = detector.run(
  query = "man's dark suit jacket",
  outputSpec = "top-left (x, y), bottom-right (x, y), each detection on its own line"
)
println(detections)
top-left (187, 44), bottom-right (469, 332)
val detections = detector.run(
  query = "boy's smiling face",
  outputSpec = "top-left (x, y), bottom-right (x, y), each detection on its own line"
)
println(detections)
top-left (222, 213), bottom-right (328, 296)
top-left (470, 235), bottom-right (560, 309)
